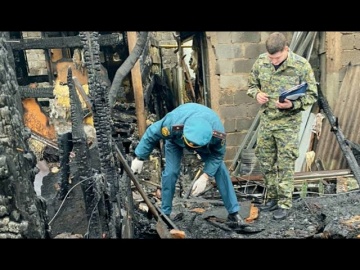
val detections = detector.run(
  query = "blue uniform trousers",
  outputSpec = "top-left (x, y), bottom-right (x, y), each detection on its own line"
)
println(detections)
top-left (161, 140), bottom-right (240, 215)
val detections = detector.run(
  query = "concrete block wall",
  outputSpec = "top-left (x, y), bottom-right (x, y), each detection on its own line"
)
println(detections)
top-left (323, 32), bottom-right (360, 108)
top-left (340, 32), bottom-right (360, 65)
top-left (206, 31), bottom-right (290, 167)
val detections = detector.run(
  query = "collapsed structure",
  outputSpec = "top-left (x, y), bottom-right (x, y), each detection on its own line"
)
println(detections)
top-left (1, 31), bottom-right (360, 239)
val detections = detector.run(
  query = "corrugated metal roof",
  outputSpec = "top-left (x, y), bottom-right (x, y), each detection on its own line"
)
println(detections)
top-left (315, 64), bottom-right (360, 170)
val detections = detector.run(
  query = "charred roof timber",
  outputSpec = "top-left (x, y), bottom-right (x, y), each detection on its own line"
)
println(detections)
top-left (6, 33), bottom-right (124, 50)
top-left (317, 86), bottom-right (360, 185)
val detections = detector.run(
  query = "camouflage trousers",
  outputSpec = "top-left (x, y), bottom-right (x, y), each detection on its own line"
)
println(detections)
top-left (255, 122), bottom-right (300, 209)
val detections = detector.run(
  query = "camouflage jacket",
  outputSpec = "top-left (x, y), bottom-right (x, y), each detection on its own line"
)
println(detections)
top-left (247, 50), bottom-right (318, 126)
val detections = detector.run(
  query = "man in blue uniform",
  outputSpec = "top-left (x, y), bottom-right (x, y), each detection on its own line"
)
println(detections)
top-left (131, 102), bottom-right (247, 228)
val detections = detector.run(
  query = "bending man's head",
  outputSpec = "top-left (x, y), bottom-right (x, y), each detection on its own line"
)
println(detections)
top-left (183, 118), bottom-right (212, 148)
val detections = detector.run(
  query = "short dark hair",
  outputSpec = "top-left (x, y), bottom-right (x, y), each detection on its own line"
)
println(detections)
top-left (266, 32), bottom-right (287, 54)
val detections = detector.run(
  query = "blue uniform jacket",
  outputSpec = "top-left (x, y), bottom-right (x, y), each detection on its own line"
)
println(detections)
top-left (134, 103), bottom-right (227, 177)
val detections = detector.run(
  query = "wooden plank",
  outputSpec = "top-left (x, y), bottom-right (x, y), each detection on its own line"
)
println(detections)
top-left (231, 169), bottom-right (353, 182)
top-left (295, 109), bottom-right (316, 172)
top-left (181, 57), bottom-right (195, 100)
top-left (127, 32), bottom-right (146, 139)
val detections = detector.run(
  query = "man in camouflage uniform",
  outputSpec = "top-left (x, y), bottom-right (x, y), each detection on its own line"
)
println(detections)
top-left (131, 102), bottom-right (250, 229)
top-left (247, 32), bottom-right (318, 220)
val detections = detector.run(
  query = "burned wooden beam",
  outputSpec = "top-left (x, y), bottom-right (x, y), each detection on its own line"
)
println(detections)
top-left (317, 87), bottom-right (360, 186)
top-left (80, 31), bottom-right (122, 238)
top-left (68, 66), bottom-right (106, 238)
top-left (231, 169), bottom-right (353, 182)
top-left (20, 86), bottom-right (54, 99)
top-left (7, 33), bottom-right (124, 50)
top-left (57, 132), bottom-right (72, 200)
top-left (31, 132), bottom-right (58, 150)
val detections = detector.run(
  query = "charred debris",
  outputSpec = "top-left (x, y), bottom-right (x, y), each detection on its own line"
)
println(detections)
top-left (1, 31), bottom-right (360, 239)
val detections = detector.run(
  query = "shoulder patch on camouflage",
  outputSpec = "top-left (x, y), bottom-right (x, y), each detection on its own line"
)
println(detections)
top-left (172, 125), bottom-right (184, 131)
top-left (212, 130), bottom-right (226, 139)
top-left (161, 127), bottom-right (170, 137)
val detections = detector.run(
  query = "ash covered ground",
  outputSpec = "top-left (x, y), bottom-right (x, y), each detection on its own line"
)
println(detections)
top-left (35, 103), bottom-right (360, 239)
top-left (40, 148), bottom-right (360, 239)
top-left (133, 187), bottom-right (360, 239)
top-left (129, 151), bottom-right (360, 239)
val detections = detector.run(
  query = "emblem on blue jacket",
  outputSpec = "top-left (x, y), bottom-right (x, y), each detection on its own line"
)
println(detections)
top-left (161, 127), bottom-right (170, 136)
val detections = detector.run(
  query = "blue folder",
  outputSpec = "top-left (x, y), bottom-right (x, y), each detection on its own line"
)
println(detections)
top-left (279, 82), bottom-right (308, 103)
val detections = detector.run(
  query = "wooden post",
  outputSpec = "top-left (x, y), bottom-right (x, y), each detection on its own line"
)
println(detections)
top-left (127, 32), bottom-right (146, 139)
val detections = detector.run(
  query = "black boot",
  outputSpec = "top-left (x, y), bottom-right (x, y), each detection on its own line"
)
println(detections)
top-left (258, 199), bottom-right (278, 212)
top-left (227, 213), bottom-right (264, 234)
top-left (227, 213), bottom-right (250, 228)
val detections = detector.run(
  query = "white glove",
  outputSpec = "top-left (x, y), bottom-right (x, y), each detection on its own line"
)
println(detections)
top-left (131, 157), bottom-right (144, 174)
top-left (191, 173), bottom-right (209, 196)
